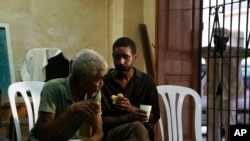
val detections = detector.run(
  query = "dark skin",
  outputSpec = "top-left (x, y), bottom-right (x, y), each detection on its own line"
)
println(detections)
top-left (37, 70), bottom-right (105, 141)
top-left (103, 46), bottom-right (153, 129)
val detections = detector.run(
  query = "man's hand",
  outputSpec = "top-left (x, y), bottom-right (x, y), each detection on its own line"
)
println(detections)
top-left (114, 98), bottom-right (150, 122)
top-left (135, 109), bottom-right (150, 122)
top-left (115, 97), bottom-right (137, 113)
top-left (125, 109), bottom-right (150, 123)
top-left (72, 99), bottom-right (99, 117)
top-left (72, 100), bottom-right (103, 140)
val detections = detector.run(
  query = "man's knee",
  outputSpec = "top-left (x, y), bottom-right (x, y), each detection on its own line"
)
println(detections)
top-left (129, 121), bottom-right (147, 132)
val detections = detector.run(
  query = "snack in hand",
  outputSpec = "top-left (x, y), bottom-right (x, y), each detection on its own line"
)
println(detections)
top-left (96, 102), bottom-right (102, 114)
top-left (111, 93), bottom-right (124, 104)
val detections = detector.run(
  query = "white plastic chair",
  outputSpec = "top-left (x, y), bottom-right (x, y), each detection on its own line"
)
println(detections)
top-left (157, 85), bottom-right (202, 141)
top-left (8, 81), bottom-right (45, 141)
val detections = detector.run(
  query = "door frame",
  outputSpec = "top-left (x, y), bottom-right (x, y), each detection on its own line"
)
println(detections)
top-left (0, 23), bottom-right (15, 93)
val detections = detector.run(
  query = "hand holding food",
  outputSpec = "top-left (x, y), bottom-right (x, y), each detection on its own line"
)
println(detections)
top-left (96, 102), bottom-right (102, 114)
top-left (111, 93), bottom-right (124, 104)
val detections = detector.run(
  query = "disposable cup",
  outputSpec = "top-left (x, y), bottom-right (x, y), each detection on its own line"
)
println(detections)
top-left (140, 104), bottom-right (152, 122)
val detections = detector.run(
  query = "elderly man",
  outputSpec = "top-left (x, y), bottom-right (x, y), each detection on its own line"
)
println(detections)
top-left (202, 27), bottom-right (250, 141)
top-left (28, 49), bottom-right (108, 141)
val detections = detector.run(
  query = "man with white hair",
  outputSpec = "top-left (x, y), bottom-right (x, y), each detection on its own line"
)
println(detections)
top-left (202, 27), bottom-right (250, 141)
top-left (28, 49), bottom-right (108, 141)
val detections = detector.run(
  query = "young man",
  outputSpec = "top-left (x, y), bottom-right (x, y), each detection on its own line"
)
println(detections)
top-left (101, 37), bottom-right (160, 141)
top-left (28, 49), bottom-right (108, 141)
top-left (202, 27), bottom-right (250, 141)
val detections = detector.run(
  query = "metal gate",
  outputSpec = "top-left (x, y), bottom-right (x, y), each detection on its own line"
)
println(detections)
top-left (201, 0), bottom-right (250, 140)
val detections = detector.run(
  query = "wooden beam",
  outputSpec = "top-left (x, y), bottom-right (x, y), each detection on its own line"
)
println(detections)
top-left (138, 24), bottom-right (155, 78)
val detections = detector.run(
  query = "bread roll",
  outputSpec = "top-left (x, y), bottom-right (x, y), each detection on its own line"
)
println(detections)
top-left (111, 93), bottom-right (124, 104)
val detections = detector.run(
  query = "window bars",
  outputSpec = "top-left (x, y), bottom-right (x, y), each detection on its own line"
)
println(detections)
top-left (201, 0), bottom-right (250, 140)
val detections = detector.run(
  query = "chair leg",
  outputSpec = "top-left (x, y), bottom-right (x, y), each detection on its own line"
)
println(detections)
top-left (14, 126), bottom-right (17, 141)
top-left (8, 117), bottom-right (18, 141)
top-left (8, 117), bottom-right (13, 140)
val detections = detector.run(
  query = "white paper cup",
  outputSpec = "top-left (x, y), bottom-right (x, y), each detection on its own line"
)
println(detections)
top-left (140, 104), bottom-right (152, 122)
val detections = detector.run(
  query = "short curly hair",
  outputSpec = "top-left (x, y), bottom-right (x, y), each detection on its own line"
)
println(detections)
top-left (112, 37), bottom-right (136, 54)
top-left (71, 49), bottom-right (108, 80)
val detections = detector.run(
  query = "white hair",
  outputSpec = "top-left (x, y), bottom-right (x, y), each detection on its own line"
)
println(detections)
top-left (71, 49), bottom-right (108, 79)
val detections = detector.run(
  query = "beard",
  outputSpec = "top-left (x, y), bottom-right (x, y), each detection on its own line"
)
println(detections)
top-left (115, 64), bottom-right (131, 73)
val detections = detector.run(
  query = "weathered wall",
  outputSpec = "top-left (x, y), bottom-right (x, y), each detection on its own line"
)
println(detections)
top-left (0, 0), bottom-right (155, 81)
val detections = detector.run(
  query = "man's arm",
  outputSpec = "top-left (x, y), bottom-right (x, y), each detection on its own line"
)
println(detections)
top-left (37, 100), bottom-right (100, 141)
top-left (37, 106), bottom-right (74, 141)
top-left (246, 48), bottom-right (250, 57)
top-left (103, 111), bottom-right (153, 130)
top-left (103, 112), bottom-right (135, 130)
top-left (102, 97), bottom-right (148, 130)
top-left (90, 115), bottom-right (104, 141)
top-left (231, 47), bottom-right (250, 57)
top-left (102, 98), bottom-right (138, 130)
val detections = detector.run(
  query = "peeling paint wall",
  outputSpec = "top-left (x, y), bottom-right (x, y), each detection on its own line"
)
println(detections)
top-left (0, 0), bottom-right (155, 82)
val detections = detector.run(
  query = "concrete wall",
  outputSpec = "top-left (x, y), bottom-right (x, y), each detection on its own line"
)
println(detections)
top-left (0, 0), bottom-right (156, 82)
